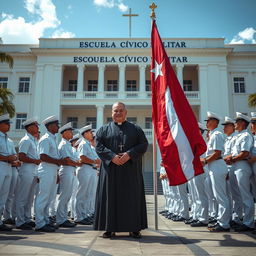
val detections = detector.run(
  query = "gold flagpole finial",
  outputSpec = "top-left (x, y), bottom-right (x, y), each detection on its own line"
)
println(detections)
top-left (149, 2), bottom-right (157, 19)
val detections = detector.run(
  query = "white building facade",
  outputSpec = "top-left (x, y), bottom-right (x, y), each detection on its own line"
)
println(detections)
top-left (0, 38), bottom-right (255, 172)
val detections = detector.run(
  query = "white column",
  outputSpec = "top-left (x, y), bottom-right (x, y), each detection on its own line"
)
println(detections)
top-left (77, 64), bottom-right (85, 99)
top-left (97, 64), bottom-right (105, 98)
top-left (32, 64), bottom-right (44, 119)
top-left (198, 65), bottom-right (208, 122)
top-left (118, 64), bottom-right (125, 98)
top-left (139, 65), bottom-right (146, 98)
top-left (53, 65), bottom-right (62, 117)
top-left (176, 64), bottom-right (184, 88)
top-left (96, 105), bottom-right (104, 129)
top-left (219, 65), bottom-right (230, 117)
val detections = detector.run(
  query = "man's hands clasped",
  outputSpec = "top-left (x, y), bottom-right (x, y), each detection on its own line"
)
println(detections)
top-left (112, 152), bottom-right (130, 165)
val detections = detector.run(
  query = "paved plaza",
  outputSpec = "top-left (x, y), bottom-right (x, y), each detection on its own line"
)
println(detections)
top-left (0, 195), bottom-right (255, 256)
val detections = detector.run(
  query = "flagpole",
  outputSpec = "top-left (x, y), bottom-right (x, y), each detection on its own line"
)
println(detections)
top-left (150, 2), bottom-right (158, 231)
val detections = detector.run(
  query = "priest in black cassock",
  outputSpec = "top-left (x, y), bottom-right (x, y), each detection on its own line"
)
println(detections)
top-left (94, 102), bottom-right (148, 239)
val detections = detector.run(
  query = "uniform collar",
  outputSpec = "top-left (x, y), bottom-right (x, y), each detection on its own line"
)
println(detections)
top-left (26, 132), bottom-right (36, 141)
top-left (46, 131), bottom-right (56, 139)
top-left (62, 138), bottom-right (71, 144)
top-left (0, 131), bottom-right (6, 137)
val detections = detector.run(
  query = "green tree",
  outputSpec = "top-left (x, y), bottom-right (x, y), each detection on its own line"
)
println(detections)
top-left (0, 88), bottom-right (15, 118)
top-left (0, 52), bottom-right (13, 68)
top-left (248, 93), bottom-right (256, 108)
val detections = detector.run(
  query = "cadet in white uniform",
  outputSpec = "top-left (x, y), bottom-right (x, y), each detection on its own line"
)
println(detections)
top-left (75, 125), bottom-right (100, 225)
top-left (68, 134), bottom-right (80, 220)
top-left (15, 118), bottom-right (41, 230)
top-left (87, 135), bottom-right (99, 217)
top-left (190, 123), bottom-right (209, 227)
top-left (35, 115), bottom-right (64, 232)
top-left (0, 114), bottom-right (19, 231)
top-left (202, 111), bottom-right (230, 232)
top-left (56, 122), bottom-right (80, 227)
top-left (222, 117), bottom-right (243, 225)
top-left (226, 113), bottom-right (254, 231)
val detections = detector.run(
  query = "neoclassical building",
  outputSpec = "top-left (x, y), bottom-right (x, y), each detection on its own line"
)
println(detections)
top-left (0, 38), bottom-right (255, 172)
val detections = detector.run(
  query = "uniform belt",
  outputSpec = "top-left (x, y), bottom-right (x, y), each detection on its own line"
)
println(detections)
top-left (0, 160), bottom-right (9, 163)
top-left (84, 163), bottom-right (97, 169)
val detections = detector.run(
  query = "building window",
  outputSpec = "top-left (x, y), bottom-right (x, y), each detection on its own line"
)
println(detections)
top-left (88, 80), bottom-right (98, 91)
top-left (18, 77), bottom-right (30, 93)
top-left (145, 117), bottom-right (152, 129)
top-left (233, 77), bottom-right (245, 93)
top-left (127, 117), bottom-right (137, 124)
top-left (107, 80), bottom-right (118, 91)
top-left (86, 117), bottom-right (96, 129)
top-left (16, 113), bottom-right (27, 129)
top-left (146, 80), bottom-right (151, 91)
top-left (67, 117), bottom-right (78, 129)
top-left (126, 80), bottom-right (137, 91)
top-left (183, 80), bottom-right (192, 91)
top-left (0, 77), bottom-right (8, 88)
top-left (68, 80), bottom-right (77, 91)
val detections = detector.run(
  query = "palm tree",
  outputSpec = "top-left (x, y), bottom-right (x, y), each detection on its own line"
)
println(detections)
top-left (0, 52), bottom-right (13, 68)
top-left (248, 93), bottom-right (256, 108)
top-left (0, 88), bottom-right (15, 118)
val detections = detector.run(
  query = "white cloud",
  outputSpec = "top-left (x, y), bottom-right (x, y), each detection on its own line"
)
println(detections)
top-left (230, 27), bottom-right (256, 44)
top-left (51, 29), bottom-right (75, 38)
top-left (93, 0), bottom-right (128, 12)
top-left (0, 0), bottom-right (74, 44)
top-left (118, 3), bottom-right (128, 12)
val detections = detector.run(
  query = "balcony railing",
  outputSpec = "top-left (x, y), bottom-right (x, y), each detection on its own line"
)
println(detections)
top-left (61, 91), bottom-right (200, 100)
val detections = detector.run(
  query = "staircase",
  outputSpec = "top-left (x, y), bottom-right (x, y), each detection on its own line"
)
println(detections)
top-left (143, 172), bottom-right (163, 195)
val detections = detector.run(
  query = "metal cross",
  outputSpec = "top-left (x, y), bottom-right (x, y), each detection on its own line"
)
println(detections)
top-left (118, 143), bottom-right (124, 152)
top-left (122, 8), bottom-right (138, 38)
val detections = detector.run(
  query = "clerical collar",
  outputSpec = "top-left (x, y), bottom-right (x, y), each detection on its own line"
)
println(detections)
top-left (114, 121), bottom-right (126, 126)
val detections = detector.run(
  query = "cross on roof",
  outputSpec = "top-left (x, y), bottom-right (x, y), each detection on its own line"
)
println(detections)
top-left (122, 8), bottom-right (138, 38)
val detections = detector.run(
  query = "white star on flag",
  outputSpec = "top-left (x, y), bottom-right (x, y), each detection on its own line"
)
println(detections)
top-left (151, 60), bottom-right (163, 81)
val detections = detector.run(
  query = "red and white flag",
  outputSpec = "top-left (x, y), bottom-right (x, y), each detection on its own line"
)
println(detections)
top-left (151, 20), bottom-right (207, 186)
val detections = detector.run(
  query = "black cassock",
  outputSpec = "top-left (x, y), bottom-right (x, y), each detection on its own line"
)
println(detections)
top-left (93, 121), bottom-right (148, 232)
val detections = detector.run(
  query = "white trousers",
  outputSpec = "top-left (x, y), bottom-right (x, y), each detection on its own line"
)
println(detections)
top-left (187, 179), bottom-right (197, 220)
top-left (168, 185), bottom-right (178, 214)
top-left (75, 165), bottom-right (95, 221)
top-left (56, 166), bottom-right (75, 224)
top-left (233, 161), bottom-right (254, 228)
top-left (4, 167), bottom-right (18, 220)
top-left (69, 174), bottom-right (79, 219)
top-left (193, 173), bottom-right (209, 223)
top-left (35, 163), bottom-right (58, 229)
top-left (15, 163), bottom-right (38, 227)
top-left (87, 171), bottom-right (98, 214)
top-left (208, 159), bottom-right (230, 229)
top-left (204, 167), bottom-right (218, 218)
top-left (227, 165), bottom-right (243, 222)
top-left (0, 162), bottom-right (12, 225)
top-left (161, 178), bottom-right (171, 211)
top-left (177, 183), bottom-right (189, 219)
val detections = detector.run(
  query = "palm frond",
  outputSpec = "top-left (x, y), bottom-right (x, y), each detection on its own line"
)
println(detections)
top-left (0, 52), bottom-right (14, 68)
top-left (248, 93), bottom-right (256, 108)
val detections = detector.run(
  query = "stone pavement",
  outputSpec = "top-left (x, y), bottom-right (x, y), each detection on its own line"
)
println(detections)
top-left (0, 195), bottom-right (255, 256)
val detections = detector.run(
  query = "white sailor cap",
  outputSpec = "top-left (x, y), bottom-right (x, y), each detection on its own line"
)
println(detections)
top-left (79, 124), bottom-right (92, 135)
top-left (251, 112), bottom-right (256, 123)
top-left (0, 114), bottom-right (11, 123)
top-left (204, 111), bottom-right (221, 121)
top-left (74, 137), bottom-right (83, 147)
top-left (70, 133), bottom-right (80, 142)
top-left (235, 112), bottom-right (250, 123)
top-left (59, 122), bottom-right (74, 134)
top-left (22, 117), bottom-right (39, 127)
top-left (42, 115), bottom-right (59, 126)
top-left (221, 116), bottom-right (235, 125)
top-left (198, 122), bottom-right (205, 130)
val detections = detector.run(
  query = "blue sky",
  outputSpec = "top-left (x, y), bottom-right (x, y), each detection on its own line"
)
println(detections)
top-left (0, 0), bottom-right (255, 44)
